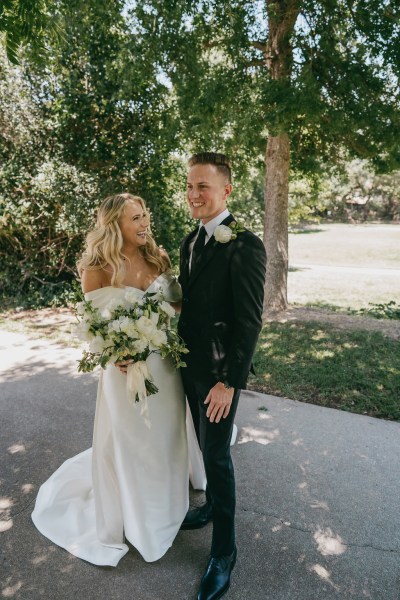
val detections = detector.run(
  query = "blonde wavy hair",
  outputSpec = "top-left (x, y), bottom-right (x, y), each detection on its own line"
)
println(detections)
top-left (77, 193), bottom-right (170, 287)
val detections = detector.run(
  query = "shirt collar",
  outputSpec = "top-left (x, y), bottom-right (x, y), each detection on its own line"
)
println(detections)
top-left (202, 209), bottom-right (230, 239)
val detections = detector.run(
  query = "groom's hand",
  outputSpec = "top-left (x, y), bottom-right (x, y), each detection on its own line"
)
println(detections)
top-left (204, 382), bottom-right (234, 423)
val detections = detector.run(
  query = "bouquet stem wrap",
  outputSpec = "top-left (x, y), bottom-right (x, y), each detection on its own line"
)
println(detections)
top-left (127, 360), bottom-right (155, 404)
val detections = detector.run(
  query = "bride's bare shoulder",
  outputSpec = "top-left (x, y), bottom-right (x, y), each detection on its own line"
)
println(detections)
top-left (81, 268), bottom-right (110, 293)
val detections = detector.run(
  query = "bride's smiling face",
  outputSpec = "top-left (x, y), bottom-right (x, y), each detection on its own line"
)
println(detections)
top-left (119, 200), bottom-right (150, 248)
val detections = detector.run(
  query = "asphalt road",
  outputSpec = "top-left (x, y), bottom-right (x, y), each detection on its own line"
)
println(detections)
top-left (1, 329), bottom-right (400, 600)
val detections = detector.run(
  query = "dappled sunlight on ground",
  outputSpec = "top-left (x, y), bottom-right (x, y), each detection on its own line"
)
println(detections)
top-left (295, 460), bottom-right (333, 515)
top-left (0, 330), bottom-right (95, 384)
top-left (309, 563), bottom-right (340, 591)
top-left (258, 509), bottom-right (348, 594)
top-left (314, 527), bottom-right (347, 556)
top-left (31, 552), bottom-right (49, 566)
top-left (0, 307), bottom-right (76, 351)
top-left (1, 578), bottom-right (23, 598)
top-left (21, 484), bottom-right (34, 495)
top-left (292, 437), bottom-right (304, 446)
top-left (238, 426), bottom-right (280, 446)
top-left (258, 412), bottom-right (273, 420)
top-left (271, 521), bottom-right (292, 533)
top-left (236, 404), bottom-right (354, 593)
top-left (0, 335), bottom-right (398, 597)
top-left (0, 497), bottom-right (14, 532)
top-left (29, 544), bottom-right (58, 566)
top-left (0, 358), bottom-right (91, 383)
top-left (7, 443), bottom-right (26, 455)
top-left (298, 462), bottom-right (310, 475)
top-left (310, 500), bottom-right (329, 511)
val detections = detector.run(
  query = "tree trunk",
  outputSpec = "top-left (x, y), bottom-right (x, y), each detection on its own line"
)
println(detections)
top-left (263, 133), bottom-right (290, 312)
top-left (263, 0), bottom-right (300, 313)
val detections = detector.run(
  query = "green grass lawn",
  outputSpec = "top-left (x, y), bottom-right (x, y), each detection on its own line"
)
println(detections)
top-left (289, 223), bottom-right (400, 267)
top-left (288, 224), bottom-right (400, 309)
top-left (249, 321), bottom-right (400, 422)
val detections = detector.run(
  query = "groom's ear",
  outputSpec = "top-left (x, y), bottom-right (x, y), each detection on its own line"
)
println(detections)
top-left (224, 183), bottom-right (233, 199)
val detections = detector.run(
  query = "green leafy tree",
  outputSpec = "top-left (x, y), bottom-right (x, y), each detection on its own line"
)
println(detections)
top-left (0, 0), bottom-right (60, 63)
top-left (130, 0), bottom-right (400, 310)
top-left (0, 50), bottom-right (101, 305)
top-left (39, 0), bottom-right (191, 253)
top-left (0, 1), bottom-right (190, 307)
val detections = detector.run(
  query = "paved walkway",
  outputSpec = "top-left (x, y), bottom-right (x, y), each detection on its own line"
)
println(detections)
top-left (1, 330), bottom-right (399, 600)
top-left (290, 263), bottom-right (400, 276)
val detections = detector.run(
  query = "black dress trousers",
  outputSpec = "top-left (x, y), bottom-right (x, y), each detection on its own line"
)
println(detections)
top-left (182, 369), bottom-right (240, 557)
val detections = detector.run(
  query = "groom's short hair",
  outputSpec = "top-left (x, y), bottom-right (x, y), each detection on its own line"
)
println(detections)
top-left (188, 152), bottom-right (232, 183)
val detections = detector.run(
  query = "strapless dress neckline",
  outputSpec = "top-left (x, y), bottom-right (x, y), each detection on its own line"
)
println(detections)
top-left (84, 273), bottom-right (165, 297)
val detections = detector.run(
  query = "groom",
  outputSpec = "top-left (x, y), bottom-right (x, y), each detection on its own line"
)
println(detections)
top-left (178, 152), bottom-right (266, 600)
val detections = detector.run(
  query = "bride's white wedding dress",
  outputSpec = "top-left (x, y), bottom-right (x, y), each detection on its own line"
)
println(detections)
top-left (32, 275), bottom-right (206, 567)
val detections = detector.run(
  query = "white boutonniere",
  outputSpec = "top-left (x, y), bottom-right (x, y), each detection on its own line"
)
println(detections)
top-left (214, 221), bottom-right (245, 243)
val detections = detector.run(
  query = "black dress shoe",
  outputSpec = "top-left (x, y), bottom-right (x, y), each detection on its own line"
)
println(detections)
top-left (180, 503), bottom-right (213, 530)
top-left (197, 546), bottom-right (237, 600)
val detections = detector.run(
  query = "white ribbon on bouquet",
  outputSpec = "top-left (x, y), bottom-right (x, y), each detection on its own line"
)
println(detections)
top-left (126, 360), bottom-right (153, 405)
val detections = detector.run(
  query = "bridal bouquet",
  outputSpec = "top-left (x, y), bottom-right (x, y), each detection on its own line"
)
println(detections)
top-left (73, 289), bottom-right (188, 403)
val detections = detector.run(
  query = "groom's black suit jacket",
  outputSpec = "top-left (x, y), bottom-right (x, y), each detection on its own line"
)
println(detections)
top-left (178, 214), bottom-right (266, 390)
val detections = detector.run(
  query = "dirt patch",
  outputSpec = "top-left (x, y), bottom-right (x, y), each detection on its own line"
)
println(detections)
top-left (1, 305), bottom-right (400, 342)
top-left (0, 307), bottom-right (76, 342)
top-left (265, 306), bottom-right (400, 340)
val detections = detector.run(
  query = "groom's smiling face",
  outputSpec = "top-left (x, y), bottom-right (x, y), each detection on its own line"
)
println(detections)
top-left (187, 163), bottom-right (232, 224)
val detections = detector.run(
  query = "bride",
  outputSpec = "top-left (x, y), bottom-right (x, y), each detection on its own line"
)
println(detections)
top-left (31, 193), bottom-right (205, 566)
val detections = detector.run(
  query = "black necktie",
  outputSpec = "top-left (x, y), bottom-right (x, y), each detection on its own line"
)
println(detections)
top-left (191, 226), bottom-right (207, 272)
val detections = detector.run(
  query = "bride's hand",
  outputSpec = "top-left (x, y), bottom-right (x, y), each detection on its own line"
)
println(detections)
top-left (170, 301), bottom-right (182, 313)
top-left (114, 360), bottom-right (133, 375)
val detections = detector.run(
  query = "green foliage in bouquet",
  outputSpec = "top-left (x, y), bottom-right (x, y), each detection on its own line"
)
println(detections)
top-left (73, 290), bottom-right (188, 401)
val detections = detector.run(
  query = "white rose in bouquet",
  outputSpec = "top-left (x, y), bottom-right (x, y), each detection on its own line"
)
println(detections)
top-left (100, 298), bottom-right (123, 320)
top-left (89, 335), bottom-right (107, 354)
top-left (118, 316), bottom-right (131, 332)
top-left (125, 322), bottom-right (139, 338)
top-left (133, 338), bottom-right (149, 353)
top-left (119, 317), bottom-right (138, 337)
top-left (73, 320), bottom-right (93, 341)
top-left (150, 311), bottom-right (160, 326)
top-left (108, 316), bottom-right (127, 333)
top-left (150, 329), bottom-right (168, 347)
top-left (136, 315), bottom-right (156, 338)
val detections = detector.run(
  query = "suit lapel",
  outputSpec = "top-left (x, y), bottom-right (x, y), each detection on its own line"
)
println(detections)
top-left (188, 214), bottom-right (236, 289)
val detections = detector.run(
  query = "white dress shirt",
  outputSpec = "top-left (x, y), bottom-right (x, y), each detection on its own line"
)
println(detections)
top-left (189, 209), bottom-right (230, 271)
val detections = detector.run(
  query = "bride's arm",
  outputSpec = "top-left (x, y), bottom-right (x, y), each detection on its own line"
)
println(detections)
top-left (81, 268), bottom-right (107, 293)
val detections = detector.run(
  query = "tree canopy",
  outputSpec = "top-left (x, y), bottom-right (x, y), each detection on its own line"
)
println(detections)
top-left (1, 0), bottom-right (399, 309)
top-left (0, 0), bottom-right (61, 63)
top-left (134, 0), bottom-right (399, 309)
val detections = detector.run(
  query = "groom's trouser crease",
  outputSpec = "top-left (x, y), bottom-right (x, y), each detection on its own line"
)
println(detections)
top-left (182, 372), bottom-right (240, 558)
